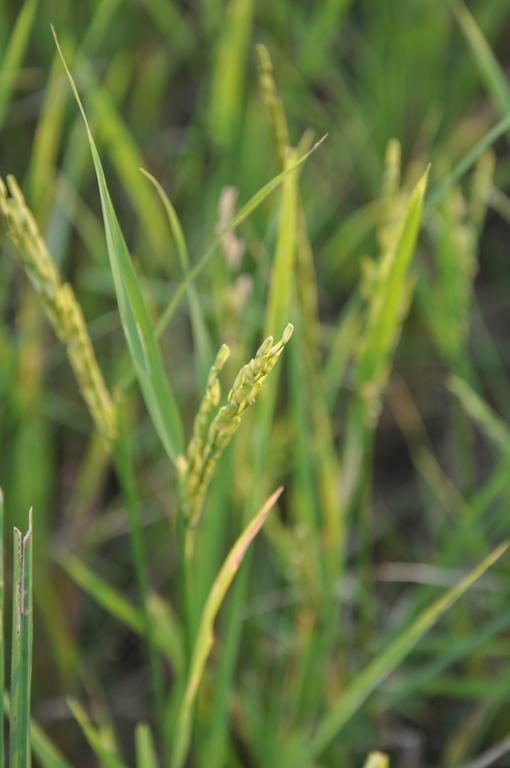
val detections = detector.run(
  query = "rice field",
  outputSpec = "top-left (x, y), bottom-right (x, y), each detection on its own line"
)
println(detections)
top-left (2, 1), bottom-right (510, 766)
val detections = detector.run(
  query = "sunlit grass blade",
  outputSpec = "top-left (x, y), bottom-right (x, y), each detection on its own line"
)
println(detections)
top-left (135, 723), bottom-right (158, 768)
top-left (171, 487), bottom-right (283, 768)
top-left (0, 0), bottom-right (38, 131)
top-left (9, 512), bottom-right (32, 768)
top-left (53, 28), bottom-right (184, 462)
top-left (67, 699), bottom-right (127, 768)
top-left (140, 168), bottom-right (213, 388)
top-left (303, 540), bottom-right (509, 762)
top-left (448, 376), bottom-right (510, 455)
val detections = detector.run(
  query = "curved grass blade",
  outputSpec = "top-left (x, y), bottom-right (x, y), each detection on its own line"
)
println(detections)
top-left (171, 487), bottom-right (283, 768)
top-left (140, 168), bottom-right (213, 389)
top-left (304, 540), bottom-right (509, 762)
top-left (52, 28), bottom-right (184, 462)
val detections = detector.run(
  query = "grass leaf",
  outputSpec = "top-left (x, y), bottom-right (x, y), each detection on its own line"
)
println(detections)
top-left (9, 513), bottom-right (32, 768)
top-left (135, 723), bottom-right (159, 768)
top-left (52, 27), bottom-right (184, 463)
top-left (171, 486), bottom-right (283, 768)
top-left (0, 0), bottom-right (38, 131)
top-left (305, 540), bottom-right (509, 760)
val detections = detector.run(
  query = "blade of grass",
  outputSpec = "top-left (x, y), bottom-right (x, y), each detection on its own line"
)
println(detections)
top-left (135, 723), bottom-right (159, 768)
top-left (153, 134), bottom-right (327, 345)
top-left (342, 167), bottom-right (429, 507)
top-left (425, 113), bottom-right (510, 215)
top-left (3, 693), bottom-right (73, 768)
top-left (451, 0), bottom-right (510, 116)
top-left (448, 376), bottom-right (510, 455)
top-left (208, 0), bottom-right (254, 148)
top-left (170, 487), bottom-right (283, 768)
top-left (303, 540), bottom-right (509, 761)
top-left (53, 28), bottom-right (184, 463)
top-left (9, 512), bottom-right (32, 768)
top-left (140, 168), bottom-right (213, 389)
top-left (58, 552), bottom-right (184, 672)
top-left (0, 0), bottom-right (38, 131)
top-left (67, 699), bottom-right (127, 768)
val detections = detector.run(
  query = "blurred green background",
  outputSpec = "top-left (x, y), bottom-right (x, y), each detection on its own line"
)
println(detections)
top-left (3, 1), bottom-right (510, 766)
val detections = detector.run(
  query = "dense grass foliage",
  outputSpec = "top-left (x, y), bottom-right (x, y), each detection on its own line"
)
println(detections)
top-left (2, 1), bottom-right (510, 766)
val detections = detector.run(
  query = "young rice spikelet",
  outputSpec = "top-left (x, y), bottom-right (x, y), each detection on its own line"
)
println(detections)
top-left (179, 323), bottom-right (294, 528)
top-left (0, 175), bottom-right (117, 441)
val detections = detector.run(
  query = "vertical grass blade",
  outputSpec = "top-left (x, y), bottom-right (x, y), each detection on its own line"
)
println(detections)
top-left (53, 28), bottom-right (184, 463)
top-left (0, 0), bottom-right (38, 131)
top-left (140, 168), bottom-right (213, 389)
top-left (135, 723), bottom-right (158, 768)
top-left (342, 167), bottom-right (429, 505)
top-left (9, 512), bottom-right (32, 768)
top-left (171, 487), bottom-right (283, 768)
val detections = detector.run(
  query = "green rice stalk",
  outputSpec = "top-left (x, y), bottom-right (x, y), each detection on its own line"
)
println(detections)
top-left (9, 512), bottom-right (32, 768)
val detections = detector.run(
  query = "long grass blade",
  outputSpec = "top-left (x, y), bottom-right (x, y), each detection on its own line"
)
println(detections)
top-left (140, 168), bottom-right (213, 389)
top-left (53, 28), bottom-right (184, 463)
top-left (448, 376), bottom-right (510, 455)
top-left (0, 0), bottom-right (38, 131)
top-left (135, 723), bottom-right (159, 768)
top-left (305, 540), bottom-right (509, 761)
top-left (171, 487), bottom-right (283, 768)
top-left (9, 512), bottom-right (32, 768)
top-left (67, 699), bottom-right (126, 768)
